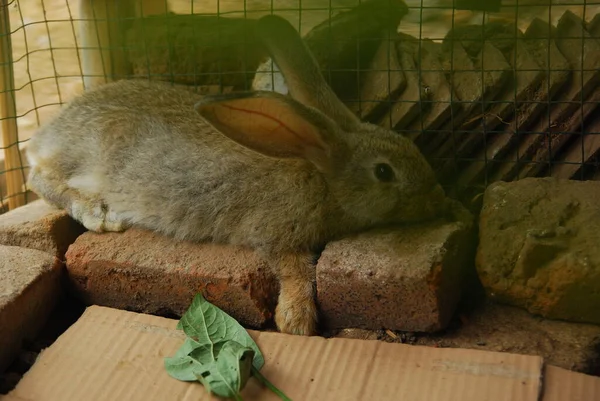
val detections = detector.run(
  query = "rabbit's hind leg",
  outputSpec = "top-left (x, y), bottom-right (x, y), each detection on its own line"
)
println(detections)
top-left (70, 198), bottom-right (129, 233)
top-left (28, 165), bottom-right (128, 233)
top-left (66, 171), bottom-right (130, 232)
top-left (69, 198), bottom-right (109, 232)
top-left (103, 208), bottom-right (130, 232)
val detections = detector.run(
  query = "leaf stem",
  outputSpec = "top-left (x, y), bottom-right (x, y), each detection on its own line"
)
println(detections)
top-left (233, 393), bottom-right (244, 401)
top-left (251, 367), bottom-right (292, 401)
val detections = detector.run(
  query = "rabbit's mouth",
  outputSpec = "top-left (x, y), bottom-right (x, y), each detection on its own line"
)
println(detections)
top-left (411, 201), bottom-right (445, 222)
top-left (394, 185), bottom-right (447, 224)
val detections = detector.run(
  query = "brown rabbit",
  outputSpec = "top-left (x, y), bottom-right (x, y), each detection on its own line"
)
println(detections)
top-left (26, 15), bottom-right (446, 335)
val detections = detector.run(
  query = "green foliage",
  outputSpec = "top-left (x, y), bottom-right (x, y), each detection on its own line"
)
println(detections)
top-left (164, 293), bottom-right (290, 401)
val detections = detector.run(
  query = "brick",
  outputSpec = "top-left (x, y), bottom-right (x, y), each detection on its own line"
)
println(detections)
top-left (65, 228), bottom-right (278, 328)
top-left (407, 39), bottom-right (455, 137)
top-left (490, 19), bottom-right (571, 183)
top-left (349, 36), bottom-right (406, 121)
top-left (0, 246), bottom-right (61, 372)
top-left (519, 11), bottom-right (600, 179)
top-left (378, 34), bottom-right (424, 130)
top-left (432, 41), bottom-right (511, 182)
top-left (456, 33), bottom-right (545, 188)
top-left (477, 178), bottom-right (600, 325)
top-left (316, 206), bottom-right (475, 332)
top-left (0, 200), bottom-right (85, 258)
top-left (438, 41), bottom-right (478, 131)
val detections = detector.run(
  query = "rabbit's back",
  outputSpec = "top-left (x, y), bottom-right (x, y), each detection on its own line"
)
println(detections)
top-left (28, 80), bottom-right (334, 252)
top-left (31, 80), bottom-right (232, 157)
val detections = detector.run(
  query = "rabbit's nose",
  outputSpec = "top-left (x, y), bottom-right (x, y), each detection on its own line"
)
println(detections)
top-left (425, 184), bottom-right (447, 216)
top-left (430, 184), bottom-right (446, 204)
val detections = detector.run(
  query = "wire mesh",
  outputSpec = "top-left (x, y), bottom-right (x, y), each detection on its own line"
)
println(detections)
top-left (0, 0), bottom-right (598, 213)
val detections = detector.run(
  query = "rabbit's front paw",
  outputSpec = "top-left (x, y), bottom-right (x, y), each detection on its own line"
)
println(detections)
top-left (275, 282), bottom-right (317, 336)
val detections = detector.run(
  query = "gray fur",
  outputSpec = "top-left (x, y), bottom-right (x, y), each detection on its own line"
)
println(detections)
top-left (26, 15), bottom-right (445, 335)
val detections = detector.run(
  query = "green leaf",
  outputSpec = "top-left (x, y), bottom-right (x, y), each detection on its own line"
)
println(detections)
top-left (165, 337), bottom-right (207, 381)
top-left (173, 337), bottom-right (204, 358)
top-left (175, 293), bottom-right (264, 370)
top-left (216, 341), bottom-right (255, 393)
top-left (191, 342), bottom-right (255, 399)
top-left (165, 293), bottom-right (292, 400)
top-left (195, 364), bottom-right (215, 394)
top-left (164, 355), bottom-right (205, 382)
top-left (165, 342), bottom-right (251, 396)
top-left (188, 341), bottom-right (226, 365)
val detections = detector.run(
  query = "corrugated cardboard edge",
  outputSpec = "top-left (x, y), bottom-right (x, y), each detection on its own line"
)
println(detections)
top-left (4, 305), bottom-right (597, 401)
top-left (541, 365), bottom-right (600, 401)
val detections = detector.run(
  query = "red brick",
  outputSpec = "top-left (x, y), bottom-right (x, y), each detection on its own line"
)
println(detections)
top-left (317, 217), bottom-right (474, 332)
top-left (0, 200), bottom-right (85, 258)
top-left (65, 229), bottom-right (278, 328)
top-left (0, 245), bottom-right (61, 372)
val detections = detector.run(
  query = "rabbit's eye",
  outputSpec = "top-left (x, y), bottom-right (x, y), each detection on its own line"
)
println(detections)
top-left (374, 163), bottom-right (395, 182)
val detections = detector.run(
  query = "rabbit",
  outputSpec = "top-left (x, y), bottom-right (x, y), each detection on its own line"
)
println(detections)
top-left (26, 14), bottom-right (447, 336)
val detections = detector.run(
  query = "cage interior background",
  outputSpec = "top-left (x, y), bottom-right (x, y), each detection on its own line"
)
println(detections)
top-left (0, 0), bottom-right (598, 213)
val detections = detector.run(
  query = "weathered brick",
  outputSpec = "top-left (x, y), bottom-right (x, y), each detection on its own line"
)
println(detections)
top-left (477, 178), bottom-right (600, 325)
top-left (316, 210), bottom-right (475, 332)
top-left (0, 246), bottom-right (61, 372)
top-left (65, 228), bottom-right (278, 328)
top-left (0, 200), bottom-right (85, 258)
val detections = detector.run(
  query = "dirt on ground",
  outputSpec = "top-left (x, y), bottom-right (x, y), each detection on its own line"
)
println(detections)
top-left (333, 299), bottom-right (600, 376)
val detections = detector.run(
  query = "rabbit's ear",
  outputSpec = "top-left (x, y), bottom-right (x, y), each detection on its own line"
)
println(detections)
top-left (195, 92), bottom-right (333, 172)
top-left (256, 15), bottom-right (360, 131)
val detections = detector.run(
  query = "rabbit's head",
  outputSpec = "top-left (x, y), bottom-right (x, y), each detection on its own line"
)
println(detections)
top-left (194, 15), bottom-right (445, 232)
top-left (195, 87), bottom-right (444, 229)
top-left (255, 15), bottom-right (446, 225)
top-left (325, 121), bottom-right (445, 226)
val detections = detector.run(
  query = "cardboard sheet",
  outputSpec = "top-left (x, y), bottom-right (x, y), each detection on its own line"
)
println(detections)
top-left (2, 306), bottom-right (597, 401)
top-left (543, 365), bottom-right (600, 401)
